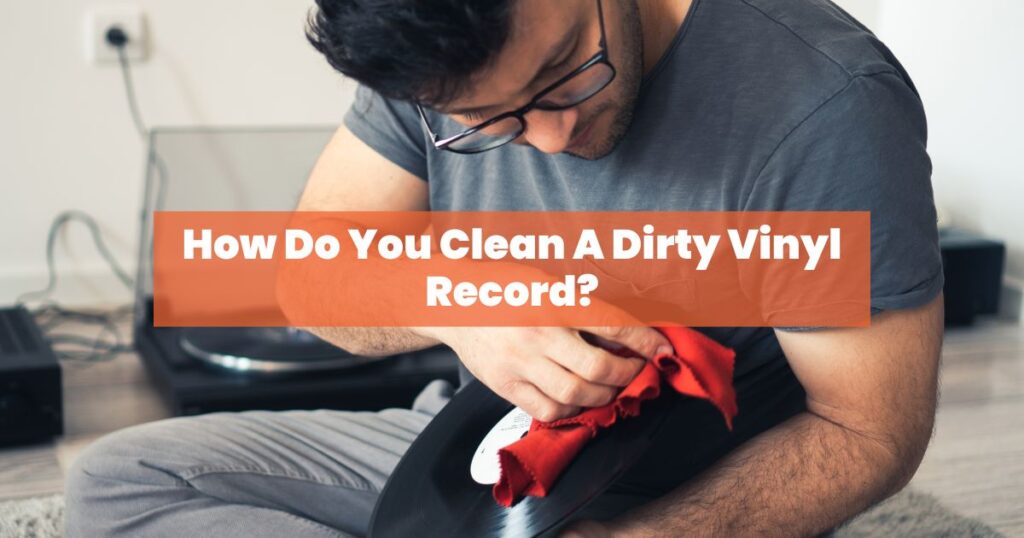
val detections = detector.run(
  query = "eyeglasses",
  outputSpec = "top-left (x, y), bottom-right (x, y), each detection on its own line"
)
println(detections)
top-left (417, 0), bottom-right (616, 154)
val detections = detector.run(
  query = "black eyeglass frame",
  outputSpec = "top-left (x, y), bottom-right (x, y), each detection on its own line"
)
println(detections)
top-left (416, 0), bottom-right (615, 154)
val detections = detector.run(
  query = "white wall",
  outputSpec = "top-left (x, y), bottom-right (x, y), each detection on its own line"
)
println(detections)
top-left (870, 0), bottom-right (1024, 316)
top-left (833, 0), bottom-right (881, 30)
top-left (0, 1), bottom-right (355, 305)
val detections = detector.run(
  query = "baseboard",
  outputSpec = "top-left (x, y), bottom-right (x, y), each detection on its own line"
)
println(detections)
top-left (0, 266), bottom-right (134, 308)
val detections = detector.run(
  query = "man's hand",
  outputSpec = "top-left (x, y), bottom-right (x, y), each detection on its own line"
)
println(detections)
top-left (418, 325), bottom-right (671, 421)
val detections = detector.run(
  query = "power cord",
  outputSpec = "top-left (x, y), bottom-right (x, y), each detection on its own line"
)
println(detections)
top-left (14, 213), bottom-right (136, 363)
top-left (110, 27), bottom-right (148, 139)
top-left (16, 25), bottom-right (163, 363)
top-left (33, 301), bottom-right (134, 363)
top-left (15, 210), bottom-right (134, 306)
top-left (111, 26), bottom-right (171, 226)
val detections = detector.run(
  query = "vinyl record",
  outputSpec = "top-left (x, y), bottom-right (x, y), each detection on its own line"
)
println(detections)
top-left (180, 327), bottom-right (383, 373)
top-left (369, 380), bottom-right (675, 538)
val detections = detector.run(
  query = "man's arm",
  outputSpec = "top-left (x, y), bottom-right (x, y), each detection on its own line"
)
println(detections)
top-left (586, 294), bottom-right (943, 537)
top-left (284, 123), bottom-right (669, 422)
top-left (286, 125), bottom-right (439, 356)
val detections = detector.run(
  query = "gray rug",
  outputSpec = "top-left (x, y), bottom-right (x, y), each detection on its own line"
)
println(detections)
top-left (0, 495), bottom-right (63, 538)
top-left (0, 489), bottom-right (1003, 537)
top-left (829, 490), bottom-right (1003, 538)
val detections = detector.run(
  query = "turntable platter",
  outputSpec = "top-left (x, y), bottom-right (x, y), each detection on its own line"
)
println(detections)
top-left (180, 327), bottom-right (381, 373)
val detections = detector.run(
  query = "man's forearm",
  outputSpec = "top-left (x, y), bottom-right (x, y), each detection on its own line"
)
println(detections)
top-left (608, 410), bottom-right (918, 537)
top-left (306, 326), bottom-right (439, 357)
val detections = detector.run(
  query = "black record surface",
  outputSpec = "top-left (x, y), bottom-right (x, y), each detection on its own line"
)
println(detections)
top-left (180, 327), bottom-right (379, 372)
top-left (370, 380), bottom-right (674, 538)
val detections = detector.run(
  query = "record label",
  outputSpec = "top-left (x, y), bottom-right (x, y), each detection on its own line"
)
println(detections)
top-left (470, 407), bottom-right (532, 485)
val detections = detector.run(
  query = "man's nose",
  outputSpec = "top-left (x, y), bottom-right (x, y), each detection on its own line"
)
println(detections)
top-left (520, 108), bottom-right (578, 154)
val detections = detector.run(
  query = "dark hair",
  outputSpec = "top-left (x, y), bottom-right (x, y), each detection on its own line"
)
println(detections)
top-left (307, 0), bottom-right (515, 106)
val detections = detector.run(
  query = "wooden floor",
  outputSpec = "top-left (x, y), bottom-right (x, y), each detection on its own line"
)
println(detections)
top-left (910, 321), bottom-right (1024, 535)
top-left (1, 317), bottom-right (1021, 535)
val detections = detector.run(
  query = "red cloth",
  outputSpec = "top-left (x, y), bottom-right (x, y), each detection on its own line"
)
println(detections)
top-left (492, 326), bottom-right (738, 507)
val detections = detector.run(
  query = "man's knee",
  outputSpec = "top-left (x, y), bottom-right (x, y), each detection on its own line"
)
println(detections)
top-left (72, 419), bottom-right (192, 485)
top-left (64, 419), bottom-right (196, 534)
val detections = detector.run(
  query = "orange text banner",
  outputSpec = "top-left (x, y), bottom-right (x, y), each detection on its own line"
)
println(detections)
top-left (152, 211), bottom-right (871, 327)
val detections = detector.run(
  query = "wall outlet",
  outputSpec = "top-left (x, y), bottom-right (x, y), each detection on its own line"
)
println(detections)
top-left (85, 5), bottom-right (147, 64)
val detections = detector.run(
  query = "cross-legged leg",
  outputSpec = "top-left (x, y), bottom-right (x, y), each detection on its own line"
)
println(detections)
top-left (65, 380), bottom-right (453, 538)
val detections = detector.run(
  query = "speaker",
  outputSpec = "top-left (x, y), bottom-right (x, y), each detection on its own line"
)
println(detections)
top-left (0, 306), bottom-right (63, 446)
top-left (939, 229), bottom-right (1006, 326)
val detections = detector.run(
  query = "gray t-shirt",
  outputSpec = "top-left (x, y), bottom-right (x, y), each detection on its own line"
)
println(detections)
top-left (343, 0), bottom-right (944, 382)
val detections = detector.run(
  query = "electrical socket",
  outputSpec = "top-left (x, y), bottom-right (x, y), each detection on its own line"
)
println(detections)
top-left (85, 5), bottom-right (147, 64)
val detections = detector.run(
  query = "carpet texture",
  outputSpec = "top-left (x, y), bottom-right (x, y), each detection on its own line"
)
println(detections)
top-left (0, 494), bottom-right (63, 538)
top-left (0, 489), bottom-right (1003, 537)
top-left (829, 489), bottom-right (1003, 537)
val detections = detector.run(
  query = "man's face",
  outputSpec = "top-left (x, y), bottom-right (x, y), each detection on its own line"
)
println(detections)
top-left (441, 0), bottom-right (644, 160)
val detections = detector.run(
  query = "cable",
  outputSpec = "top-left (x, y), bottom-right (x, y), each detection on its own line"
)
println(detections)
top-left (114, 37), bottom-right (170, 228)
top-left (14, 27), bottom-right (165, 363)
top-left (15, 211), bottom-right (134, 307)
top-left (116, 45), bottom-right (149, 140)
top-left (33, 302), bottom-right (134, 363)
top-left (13, 211), bottom-right (136, 363)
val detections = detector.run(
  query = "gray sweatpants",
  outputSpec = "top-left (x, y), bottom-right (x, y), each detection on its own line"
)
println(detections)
top-left (64, 380), bottom-right (455, 538)
top-left (65, 358), bottom-right (806, 537)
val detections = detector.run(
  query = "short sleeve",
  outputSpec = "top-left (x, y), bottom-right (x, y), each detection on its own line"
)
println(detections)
top-left (745, 72), bottom-right (944, 316)
top-left (343, 84), bottom-right (429, 181)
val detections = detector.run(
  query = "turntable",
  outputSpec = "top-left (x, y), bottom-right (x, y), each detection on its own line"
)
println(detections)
top-left (179, 327), bottom-right (379, 373)
top-left (133, 304), bottom-right (459, 416)
top-left (131, 127), bottom-right (459, 416)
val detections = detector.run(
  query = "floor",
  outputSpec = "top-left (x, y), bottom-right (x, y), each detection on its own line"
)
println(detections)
top-left (1, 317), bottom-right (1021, 535)
top-left (910, 321), bottom-right (1024, 535)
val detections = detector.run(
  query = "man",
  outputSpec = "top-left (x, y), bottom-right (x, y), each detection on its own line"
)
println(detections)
top-left (66, 0), bottom-right (945, 536)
